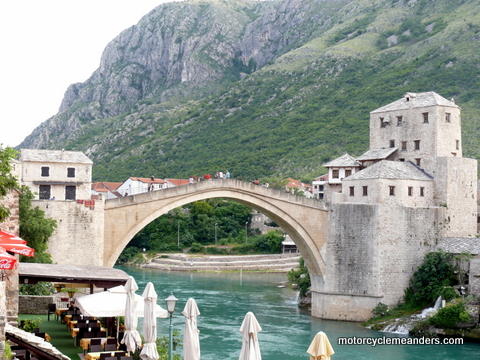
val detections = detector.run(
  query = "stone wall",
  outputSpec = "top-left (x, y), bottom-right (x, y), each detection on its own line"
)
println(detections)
top-left (469, 256), bottom-right (480, 297)
top-left (35, 200), bottom-right (105, 266)
top-left (434, 157), bottom-right (478, 237)
top-left (18, 296), bottom-right (54, 315)
top-left (317, 202), bottom-right (443, 321)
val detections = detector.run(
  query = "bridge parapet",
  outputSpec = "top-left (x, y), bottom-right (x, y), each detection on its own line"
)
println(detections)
top-left (105, 179), bottom-right (326, 210)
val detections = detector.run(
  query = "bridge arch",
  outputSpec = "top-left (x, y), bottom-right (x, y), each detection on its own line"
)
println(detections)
top-left (104, 180), bottom-right (328, 289)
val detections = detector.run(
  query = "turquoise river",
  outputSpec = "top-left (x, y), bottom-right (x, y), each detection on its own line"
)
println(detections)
top-left (119, 266), bottom-right (480, 360)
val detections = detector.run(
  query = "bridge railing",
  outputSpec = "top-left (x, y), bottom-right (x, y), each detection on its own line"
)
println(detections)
top-left (114, 179), bottom-right (326, 209)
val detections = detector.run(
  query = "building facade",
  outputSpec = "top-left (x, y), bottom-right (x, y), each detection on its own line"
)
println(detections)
top-left (19, 149), bottom-right (92, 201)
top-left (316, 92), bottom-right (478, 320)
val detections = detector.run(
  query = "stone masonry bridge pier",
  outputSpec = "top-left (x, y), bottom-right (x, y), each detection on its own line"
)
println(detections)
top-left (104, 179), bottom-right (329, 295)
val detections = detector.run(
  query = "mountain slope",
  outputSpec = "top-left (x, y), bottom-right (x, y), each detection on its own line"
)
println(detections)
top-left (19, 0), bottom-right (480, 182)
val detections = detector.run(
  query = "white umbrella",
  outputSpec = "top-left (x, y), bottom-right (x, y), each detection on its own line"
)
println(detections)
top-left (306, 331), bottom-right (334, 360)
top-left (239, 312), bottom-right (262, 360)
top-left (182, 298), bottom-right (201, 360)
top-left (121, 276), bottom-right (142, 353)
top-left (76, 285), bottom-right (168, 318)
top-left (140, 282), bottom-right (159, 360)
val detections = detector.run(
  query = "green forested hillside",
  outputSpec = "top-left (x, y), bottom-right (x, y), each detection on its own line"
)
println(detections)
top-left (20, 0), bottom-right (480, 183)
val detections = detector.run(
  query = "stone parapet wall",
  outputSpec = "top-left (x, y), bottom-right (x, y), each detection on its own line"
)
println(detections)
top-left (18, 296), bottom-right (55, 315)
top-left (35, 200), bottom-right (105, 266)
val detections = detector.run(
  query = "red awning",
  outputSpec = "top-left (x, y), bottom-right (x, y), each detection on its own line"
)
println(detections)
top-left (0, 243), bottom-right (35, 257)
top-left (0, 246), bottom-right (17, 270)
top-left (0, 230), bottom-right (26, 243)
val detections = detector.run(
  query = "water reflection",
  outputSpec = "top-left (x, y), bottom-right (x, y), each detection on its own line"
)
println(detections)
top-left (119, 266), bottom-right (479, 360)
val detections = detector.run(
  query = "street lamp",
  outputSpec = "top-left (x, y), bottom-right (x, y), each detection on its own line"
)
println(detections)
top-left (245, 222), bottom-right (248, 244)
top-left (177, 221), bottom-right (180, 249)
top-left (165, 293), bottom-right (178, 360)
top-left (215, 223), bottom-right (218, 245)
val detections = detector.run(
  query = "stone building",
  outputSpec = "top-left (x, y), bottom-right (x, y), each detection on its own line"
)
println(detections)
top-left (317, 92), bottom-right (478, 320)
top-left (19, 149), bottom-right (93, 201)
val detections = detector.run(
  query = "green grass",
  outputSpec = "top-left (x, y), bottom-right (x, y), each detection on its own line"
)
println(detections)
top-left (18, 314), bottom-right (81, 360)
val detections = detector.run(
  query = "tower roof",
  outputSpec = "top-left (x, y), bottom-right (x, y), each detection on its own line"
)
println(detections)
top-left (346, 160), bottom-right (433, 181)
top-left (370, 92), bottom-right (459, 114)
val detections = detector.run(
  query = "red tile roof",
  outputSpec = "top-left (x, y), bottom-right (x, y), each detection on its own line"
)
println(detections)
top-left (165, 179), bottom-right (190, 186)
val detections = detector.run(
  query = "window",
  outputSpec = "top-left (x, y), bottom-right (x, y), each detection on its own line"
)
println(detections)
top-left (65, 186), bottom-right (76, 200)
top-left (363, 186), bottom-right (368, 196)
top-left (380, 117), bottom-right (387, 128)
top-left (389, 140), bottom-right (395, 148)
top-left (397, 116), bottom-right (403, 126)
top-left (345, 169), bottom-right (352, 177)
top-left (67, 167), bottom-right (75, 178)
top-left (349, 186), bottom-right (355, 196)
top-left (39, 185), bottom-right (51, 200)
top-left (422, 112), bottom-right (429, 123)
top-left (456, 140), bottom-right (460, 150)
top-left (414, 140), bottom-right (420, 150)
top-left (415, 158), bottom-right (421, 166)
top-left (420, 187), bottom-right (425, 197)
top-left (401, 141), bottom-right (407, 151)
top-left (41, 166), bottom-right (50, 177)
top-left (332, 170), bottom-right (339, 179)
top-left (319, 185), bottom-right (324, 191)
top-left (389, 186), bottom-right (395, 196)
top-left (445, 113), bottom-right (451, 123)
top-left (408, 187), bottom-right (413, 196)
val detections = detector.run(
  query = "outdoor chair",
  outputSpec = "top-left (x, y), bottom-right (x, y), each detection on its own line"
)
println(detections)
top-left (82, 331), bottom-right (95, 338)
top-left (77, 322), bottom-right (87, 329)
top-left (90, 338), bottom-right (102, 346)
top-left (72, 314), bottom-right (82, 321)
top-left (96, 331), bottom-right (107, 337)
top-left (89, 344), bottom-right (103, 352)
top-left (47, 303), bottom-right (56, 321)
top-left (99, 353), bottom-right (111, 360)
top-left (36, 332), bottom-right (46, 339)
top-left (115, 352), bottom-right (126, 357)
top-left (104, 357), bottom-right (116, 360)
top-left (83, 316), bottom-right (95, 321)
top-left (104, 343), bottom-right (117, 351)
top-left (106, 338), bottom-right (117, 344)
top-left (119, 356), bottom-right (130, 360)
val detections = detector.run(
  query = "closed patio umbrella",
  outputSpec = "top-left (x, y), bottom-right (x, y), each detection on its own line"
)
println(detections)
top-left (306, 331), bottom-right (334, 360)
top-left (239, 312), bottom-right (262, 360)
top-left (140, 282), bottom-right (159, 360)
top-left (121, 276), bottom-right (142, 353)
top-left (182, 298), bottom-right (201, 360)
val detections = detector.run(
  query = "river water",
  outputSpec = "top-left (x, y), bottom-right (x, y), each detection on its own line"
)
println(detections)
top-left (119, 266), bottom-right (479, 360)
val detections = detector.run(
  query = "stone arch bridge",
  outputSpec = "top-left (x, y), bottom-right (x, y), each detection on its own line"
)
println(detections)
top-left (104, 180), bottom-right (328, 290)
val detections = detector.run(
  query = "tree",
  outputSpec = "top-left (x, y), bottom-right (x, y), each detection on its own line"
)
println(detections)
top-left (0, 145), bottom-right (19, 222)
top-left (404, 251), bottom-right (455, 308)
top-left (19, 185), bottom-right (56, 263)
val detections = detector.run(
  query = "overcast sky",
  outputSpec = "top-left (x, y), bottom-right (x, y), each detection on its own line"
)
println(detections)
top-left (0, 0), bottom-right (170, 148)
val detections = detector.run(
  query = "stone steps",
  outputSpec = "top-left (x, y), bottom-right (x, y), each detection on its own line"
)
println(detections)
top-left (143, 253), bottom-right (300, 272)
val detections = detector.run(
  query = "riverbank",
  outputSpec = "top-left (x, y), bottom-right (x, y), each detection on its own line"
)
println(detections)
top-left (140, 252), bottom-right (301, 272)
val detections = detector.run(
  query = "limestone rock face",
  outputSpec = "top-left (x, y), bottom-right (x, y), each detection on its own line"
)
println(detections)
top-left (21, 0), bottom-right (331, 149)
